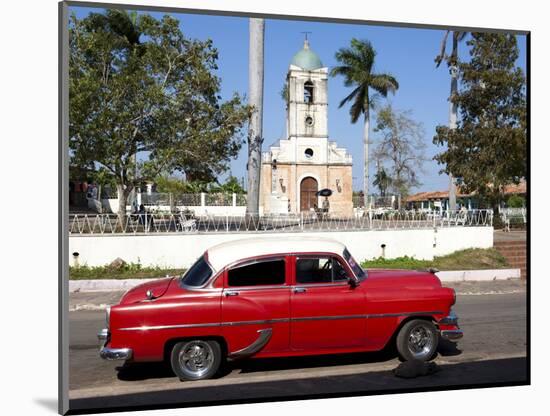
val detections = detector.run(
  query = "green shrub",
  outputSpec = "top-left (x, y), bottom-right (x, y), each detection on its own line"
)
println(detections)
top-left (507, 194), bottom-right (525, 208)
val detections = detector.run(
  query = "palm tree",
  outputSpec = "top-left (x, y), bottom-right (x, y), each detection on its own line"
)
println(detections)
top-left (246, 18), bottom-right (265, 218)
top-left (435, 31), bottom-right (467, 211)
top-left (330, 39), bottom-right (398, 207)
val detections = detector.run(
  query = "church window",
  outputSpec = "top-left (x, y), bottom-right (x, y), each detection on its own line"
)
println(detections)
top-left (304, 81), bottom-right (314, 103)
top-left (304, 148), bottom-right (314, 158)
top-left (305, 116), bottom-right (314, 126)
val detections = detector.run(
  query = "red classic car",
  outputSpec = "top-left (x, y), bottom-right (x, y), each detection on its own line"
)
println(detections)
top-left (98, 237), bottom-right (462, 381)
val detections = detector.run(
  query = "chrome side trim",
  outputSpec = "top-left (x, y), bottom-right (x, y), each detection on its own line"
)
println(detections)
top-left (367, 311), bottom-right (443, 319)
top-left (223, 318), bottom-right (289, 326)
top-left (441, 329), bottom-right (463, 340)
top-left (119, 322), bottom-right (222, 331)
top-left (292, 314), bottom-right (366, 322)
top-left (119, 318), bottom-right (289, 331)
top-left (228, 328), bottom-right (272, 359)
top-left (100, 347), bottom-right (133, 360)
top-left (118, 311), bottom-right (443, 332)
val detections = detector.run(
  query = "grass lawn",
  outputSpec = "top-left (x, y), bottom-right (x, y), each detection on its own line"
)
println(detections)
top-left (69, 248), bottom-right (509, 280)
top-left (361, 248), bottom-right (509, 271)
top-left (69, 264), bottom-right (186, 280)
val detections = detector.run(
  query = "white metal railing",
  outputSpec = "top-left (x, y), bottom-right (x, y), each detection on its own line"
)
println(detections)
top-left (68, 209), bottom-right (493, 235)
top-left (499, 207), bottom-right (527, 231)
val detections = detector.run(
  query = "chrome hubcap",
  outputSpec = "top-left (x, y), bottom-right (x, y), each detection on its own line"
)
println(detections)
top-left (178, 341), bottom-right (214, 377)
top-left (407, 325), bottom-right (434, 359)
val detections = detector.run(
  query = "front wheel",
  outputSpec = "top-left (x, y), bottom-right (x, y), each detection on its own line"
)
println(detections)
top-left (396, 319), bottom-right (439, 361)
top-left (170, 339), bottom-right (222, 381)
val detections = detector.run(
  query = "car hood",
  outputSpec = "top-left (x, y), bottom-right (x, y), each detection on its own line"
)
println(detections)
top-left (119, 277), bottom-right (175, 304)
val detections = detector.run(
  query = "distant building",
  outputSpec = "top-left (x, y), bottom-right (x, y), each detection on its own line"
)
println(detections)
top-left (406, 180), bottom-right (526, 210)
top-left (260, 39), bottom-right (353, 217)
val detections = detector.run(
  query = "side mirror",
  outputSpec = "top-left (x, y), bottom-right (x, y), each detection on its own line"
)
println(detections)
top-left (348, 277), bottom-right (359, 288)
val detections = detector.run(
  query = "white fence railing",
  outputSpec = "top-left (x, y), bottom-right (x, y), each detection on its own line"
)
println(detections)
top-left (68, 209), bottom-right (493, 235)
top-left (499, 207), bottom-right (527, 231)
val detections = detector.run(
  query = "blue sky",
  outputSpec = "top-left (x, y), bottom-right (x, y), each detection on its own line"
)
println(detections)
top-left (71, 6), bottom-right (527, 193)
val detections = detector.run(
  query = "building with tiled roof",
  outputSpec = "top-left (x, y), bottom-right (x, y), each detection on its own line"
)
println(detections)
top-left (405, 180), bottom-right (526, 210)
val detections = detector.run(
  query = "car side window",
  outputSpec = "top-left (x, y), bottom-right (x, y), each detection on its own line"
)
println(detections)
top-left (296, 257), bottom-right (350, 284)
top-left (227, 258), bottom-right (286, 287)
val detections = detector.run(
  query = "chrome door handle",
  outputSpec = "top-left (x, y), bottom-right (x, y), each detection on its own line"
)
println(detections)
top-left (293, 287), bottom-right (307, 293)
top-left (225, 291), bottom-right (240, 297)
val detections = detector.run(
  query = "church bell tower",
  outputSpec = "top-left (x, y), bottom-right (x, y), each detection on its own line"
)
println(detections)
top-left (259, 38), bottom-right (353, 217)
top-left (286, 39), bottom-right (328, 140)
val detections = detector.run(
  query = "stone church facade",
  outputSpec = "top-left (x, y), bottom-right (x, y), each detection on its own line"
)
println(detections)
top-left (260, 40), bottom-right (353, 217)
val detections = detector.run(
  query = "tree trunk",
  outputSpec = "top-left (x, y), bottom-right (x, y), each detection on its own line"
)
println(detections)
top-left (363, 109), bottom-right (370, 208)
top-left (116, 183), bottom-right (128, 223)
top-left (246, 18), bottom-right (265, 219)
top-left (447, 34), bottom-right (459, 211)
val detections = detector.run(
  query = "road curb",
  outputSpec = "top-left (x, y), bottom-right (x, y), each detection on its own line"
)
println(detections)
top-left (69, 278), bottom-right (158, 292)
top-left (69, 268), bottom-right (521, 292)
top-left (436, 269), bottom-right (521, 282)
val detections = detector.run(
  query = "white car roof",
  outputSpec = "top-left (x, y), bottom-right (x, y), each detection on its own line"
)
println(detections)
top-left (206, 236), bottom-right (347, 272)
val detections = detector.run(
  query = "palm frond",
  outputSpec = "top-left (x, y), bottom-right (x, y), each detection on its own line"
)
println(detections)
top-left (349, 87), bottom-right (367, 124)
top-left (338, 86), bottom-right (362, 109)
top-left (369, 74), bottom-right (399, 96)
top-left (435, 30), bottom-right (450, 67)
top-left (330, 65), bottom-right (358, 87)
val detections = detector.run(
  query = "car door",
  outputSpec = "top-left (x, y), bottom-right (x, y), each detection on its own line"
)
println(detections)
top-left (221, 256), bottom-right (291, 356)
top-left (290, 254), bottom-right (367, 351)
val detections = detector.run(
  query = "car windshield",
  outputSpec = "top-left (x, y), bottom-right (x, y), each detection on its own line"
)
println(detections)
top-left (180, 255), bottom-right (213, 287)
top-left (343, 248), bottom-right (367, 281)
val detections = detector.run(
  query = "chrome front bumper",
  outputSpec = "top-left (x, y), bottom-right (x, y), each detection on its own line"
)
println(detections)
top-left (98, 328), bottom-right (133, 361)
top-left (441, 329), bottom-right (464, 340)
top-left (438, 310), bottom-right (463, 341)
top-left (100, 346), bottom-right (133, 360)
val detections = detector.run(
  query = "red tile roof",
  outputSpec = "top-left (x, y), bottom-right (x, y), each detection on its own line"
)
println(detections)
top-left (406, 180), bottom-right (526, 202)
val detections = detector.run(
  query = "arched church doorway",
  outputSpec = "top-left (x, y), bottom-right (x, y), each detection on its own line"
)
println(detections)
top-left (300, 177), bottom-right (318, 212)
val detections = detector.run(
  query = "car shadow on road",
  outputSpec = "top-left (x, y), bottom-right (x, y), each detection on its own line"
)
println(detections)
top-left (230, 349), bottom-right (396, 376)
top-left (437, 338), bottom-right (463, 357)
top-left (115, 338), bottom-right (460, 382)
top-left (72, 356), bottom-right (528, 414)
top-left (116, 362), bottom-right (175, 381)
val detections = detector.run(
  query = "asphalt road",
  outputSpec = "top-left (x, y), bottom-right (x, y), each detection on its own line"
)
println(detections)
top-left (68, 290), bottom-right (527, 413)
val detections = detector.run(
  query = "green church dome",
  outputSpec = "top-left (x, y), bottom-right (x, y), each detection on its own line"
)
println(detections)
top-left (291, 40), bottom-right (323, 70)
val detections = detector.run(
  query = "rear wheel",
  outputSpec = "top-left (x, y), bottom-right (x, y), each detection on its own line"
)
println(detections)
top-left (170, 339), bottom-right (222, 381)
top-left (396, 319), bottom-right (439, 361)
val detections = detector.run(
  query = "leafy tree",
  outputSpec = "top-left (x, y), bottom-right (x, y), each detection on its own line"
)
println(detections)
top-left (507, 194), bottom-right (525, 208)
top-left (435, 30), bottom-right (468, 210)
top-left (433, 33), bottom-right (527, 209)
top-left (212, 175), bottom-right (246, 194)
top-left (154, 176), bottom-right (189, 194)
top-left (372, 105), bottom-right (426, 200)
top-left (69, 10), bottom-right (250, 218)
top-left (280, 80), bottom-right (289, 106)
top-left (373, 167), bottom-right (392, 197)
top-left (330, 39), bottom-right (399, 206)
